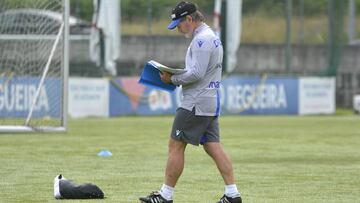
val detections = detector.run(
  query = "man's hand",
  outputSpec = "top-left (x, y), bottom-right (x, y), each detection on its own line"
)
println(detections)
top-left (160, 71), bottom-right (173, 84)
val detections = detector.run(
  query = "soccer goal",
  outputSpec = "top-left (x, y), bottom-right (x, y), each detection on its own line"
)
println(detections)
top-left (0, 0), bottom-right (69, 132)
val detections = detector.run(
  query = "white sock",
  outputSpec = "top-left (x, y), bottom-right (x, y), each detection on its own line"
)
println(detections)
top-left (159, 184), bottom-right (174, 200)
top-left (225, 184), bottom-right (241, 198)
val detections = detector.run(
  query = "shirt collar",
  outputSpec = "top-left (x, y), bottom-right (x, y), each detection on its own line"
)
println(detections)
top-left (193, 23), bottom-right (209, 37)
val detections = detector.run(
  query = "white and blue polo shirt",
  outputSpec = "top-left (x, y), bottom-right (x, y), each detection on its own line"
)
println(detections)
top-left (171, 23), bottom-right (223, 116)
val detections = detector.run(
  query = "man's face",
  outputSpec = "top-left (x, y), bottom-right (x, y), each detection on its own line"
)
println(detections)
top-left (177, 16), bottom-right (193, 38)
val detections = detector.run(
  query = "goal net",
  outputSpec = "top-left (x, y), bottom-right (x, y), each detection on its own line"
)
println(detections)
top-left (0, 0), bottom-right (69, 132)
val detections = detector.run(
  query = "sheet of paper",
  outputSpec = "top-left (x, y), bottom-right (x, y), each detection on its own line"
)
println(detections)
top-left (148, 60), bottom-right (186, 75)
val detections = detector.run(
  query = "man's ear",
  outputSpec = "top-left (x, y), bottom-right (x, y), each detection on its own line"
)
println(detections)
top-left (188, 15), bottom-right (193, 22)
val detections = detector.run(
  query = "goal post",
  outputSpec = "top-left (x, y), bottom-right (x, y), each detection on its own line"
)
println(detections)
top-left (0, 0), bottom-right (69, 132)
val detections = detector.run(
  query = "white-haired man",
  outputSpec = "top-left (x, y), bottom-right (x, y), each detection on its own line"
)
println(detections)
top-left (140, 2), bottom-right (242, 203)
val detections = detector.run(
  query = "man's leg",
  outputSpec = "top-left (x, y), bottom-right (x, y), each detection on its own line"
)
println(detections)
top-left (203, 142), bottom-right (234, 184)
top-left (140, 108), bottom-right (189, 203)
top-left (139, 138), bottom-right (186, 203)
top-left (165, 137), bottom-right (187, 187)
top-left (203, 142), bottom-right (241, 202)
top-left (159, 138), bottom-right (187, 200)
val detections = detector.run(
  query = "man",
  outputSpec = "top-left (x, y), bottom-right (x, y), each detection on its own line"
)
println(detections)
top-left (139, 1), bottom-right (242, 203)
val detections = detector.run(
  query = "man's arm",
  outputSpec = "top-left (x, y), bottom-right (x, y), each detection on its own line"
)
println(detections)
top-left (171, 48), bottom-right (211, 86)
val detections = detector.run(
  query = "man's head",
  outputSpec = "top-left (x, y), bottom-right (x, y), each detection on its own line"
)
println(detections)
top-left (167, 1), bottom-right (204, 38)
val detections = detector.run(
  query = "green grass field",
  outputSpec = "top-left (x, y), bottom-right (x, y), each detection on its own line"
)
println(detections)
top-left (0, 114), bottom-right (360, 203)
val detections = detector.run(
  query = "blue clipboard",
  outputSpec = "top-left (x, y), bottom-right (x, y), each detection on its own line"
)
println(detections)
top-left (138, 61), bottom-right (176, 92)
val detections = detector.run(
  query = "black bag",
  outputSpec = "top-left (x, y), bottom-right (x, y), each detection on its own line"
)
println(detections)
top-left (54, 174), bottom-right (104, 199)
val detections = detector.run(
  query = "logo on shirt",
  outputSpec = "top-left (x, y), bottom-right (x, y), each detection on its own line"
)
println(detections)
top-left (175, 130), bottom-right (182, 137)
top-left (197, 40), bottom-right (204, 48)
top-left (209, 81), bottom-right (221, 88)
top-left (213, 39), bottom-right (222, 48)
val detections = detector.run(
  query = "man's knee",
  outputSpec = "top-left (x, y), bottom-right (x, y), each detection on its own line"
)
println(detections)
top-left (168, 137), bottom-right (187, 154)
top-left (203, 142), bottom-right (224, 157)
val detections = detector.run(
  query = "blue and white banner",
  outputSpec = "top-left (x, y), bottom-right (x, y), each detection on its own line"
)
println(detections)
top-left (108, 76), bottom-right (300, 116)
top-left (0, 77), bottom-right (61, 118)
top-left (108, 76), bottom-right (335, 116)
top-left (0, 76), bottom-right (335, 119)
top-left (109, 77), bottom-right (177, 116)
top-left (221, 76), bottom-right (298, 114)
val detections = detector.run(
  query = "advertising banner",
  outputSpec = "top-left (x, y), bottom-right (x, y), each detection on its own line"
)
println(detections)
top-left (0, 77), bottom-right (61, 118)
top-left (0, 76), bottom-right (336, 118)
top-left (109, 76), bottom-right (299, 116)
top-left (221, 76), bottom-right (298, 115)
top-left (354, 95), bottom-right (360, 114)
top-left (68, 78), bottom-right (109, 118)
top-left (109, 77), bottom-right (177, 116)
top-left (298, 77), bottom-right (335, 115)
